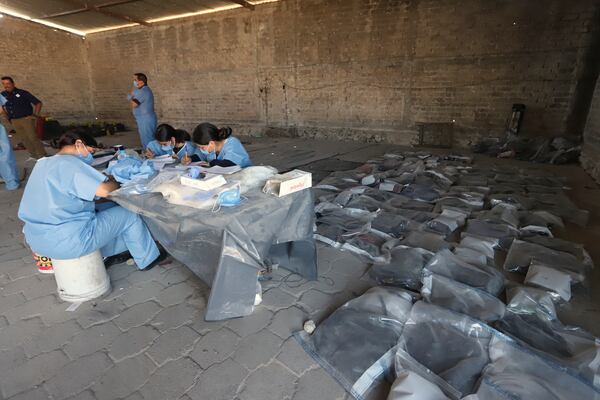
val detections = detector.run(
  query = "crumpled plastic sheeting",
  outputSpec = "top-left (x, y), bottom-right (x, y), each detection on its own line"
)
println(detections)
top-left (106, 158), bottom-right (157, 184)
top-left (112, 180), bottom-right (316, 321)
top-left (295, 287), bottom-right (417, 400)
top-left (421, 273), bottom-right (506, 323)
top-left (425, 249), bottom-right (504, 296)
top-left (367, 246), bottom-right (434, 291)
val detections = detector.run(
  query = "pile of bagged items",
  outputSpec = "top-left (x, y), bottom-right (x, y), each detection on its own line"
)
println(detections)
top-left (298, 152), bottom-right (599, 400)
top-left (472, 134), bottom-right (582, 165)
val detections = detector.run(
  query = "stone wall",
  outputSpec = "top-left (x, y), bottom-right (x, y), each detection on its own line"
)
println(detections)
top-left (0, 16), bottom-right (93, 123)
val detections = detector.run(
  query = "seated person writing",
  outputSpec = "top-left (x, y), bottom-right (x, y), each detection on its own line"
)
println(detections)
top-left (173, 128), bottom-right (196, 163)
top-left (184, 122), bottom-right (251, 168)
top-left (18, 132), bottom-right (165, 270)
top-left (144, 123), bottom-right (177, 158)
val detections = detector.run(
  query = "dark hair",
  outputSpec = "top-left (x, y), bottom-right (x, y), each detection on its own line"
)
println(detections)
top-left (57, 129), bottom-right (97, 149)
top-left (175, 129), bottom-right (191, 142)
top-left (155, 123), bottom-right (176, 141)
top-left (134, 73), bottom-right (147, 85)
top-left (192, 123), bottom-right (232, 145)
top-left (1, 76), bottom-right (14, 84)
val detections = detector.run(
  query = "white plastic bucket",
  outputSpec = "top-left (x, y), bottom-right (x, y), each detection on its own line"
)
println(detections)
top-left (52, 250), bottom-right (111, 302)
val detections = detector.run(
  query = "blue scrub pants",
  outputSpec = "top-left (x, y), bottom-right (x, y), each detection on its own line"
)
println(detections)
top-left (87, 205), bottom-right (159, 269)
top-left (0, 126), bottom-right (19, 190)
top-left (135, 113), bottom-right (157, 149)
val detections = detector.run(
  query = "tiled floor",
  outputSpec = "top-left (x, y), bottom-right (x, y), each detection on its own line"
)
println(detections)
top-left (0, 131), bottom-right (599, 399)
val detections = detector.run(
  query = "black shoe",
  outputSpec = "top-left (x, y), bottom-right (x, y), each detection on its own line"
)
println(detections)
top-left (142, 250), bottom-right (169, 271)
top-left (104, 251), bottom-right (132, 268)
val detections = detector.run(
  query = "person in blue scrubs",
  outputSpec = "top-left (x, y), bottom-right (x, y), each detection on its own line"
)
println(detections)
top-left (173, 129), bottom-right (196, 161)
top-left (144, 123), bottom-right (177, 158)
top-left (127, 73), bottom-right (157, 149)
top-left (18, 131), bottom-right (165, 270)
top-left (188, 122), bottom-right (251, 167)
top-left (146, 125), bottom-right (196, 164)
top-left (0, 123), bottom-right (19, 190)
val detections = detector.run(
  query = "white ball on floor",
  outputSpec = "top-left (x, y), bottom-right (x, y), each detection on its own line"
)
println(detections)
top-left (303, 320), bottom-right (316, 334)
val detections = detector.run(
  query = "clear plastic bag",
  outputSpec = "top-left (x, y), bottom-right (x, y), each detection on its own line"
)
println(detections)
top-left (421, 273), bottom-right (506, 323)
top-left (400, 231), bottom-right (453, 253)
top-left (424, 249), bottom-right (504, 296)
top-left (367, 245), bottom-right (434, 291)
top-left (397, 301), bottom-right (493, 395)
top-left (503, 240), bottom-right (588, 282)
top-left (296, 287), bottom-right (417, 399)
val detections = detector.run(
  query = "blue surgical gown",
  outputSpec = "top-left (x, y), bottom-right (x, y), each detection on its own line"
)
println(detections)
top-left (127, 86), bottom-right (157, 149)
top-left (0, 124), bottom-right (19, 190)
top-left (194, 137), bottom-right (252, 167)
top-left (18, 155), bottom-right (159, 268)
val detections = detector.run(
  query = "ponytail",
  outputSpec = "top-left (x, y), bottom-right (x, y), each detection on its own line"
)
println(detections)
top-left (193, 122), bottom-right (233, 145)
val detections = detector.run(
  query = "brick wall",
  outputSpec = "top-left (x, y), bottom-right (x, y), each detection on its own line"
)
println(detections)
top-left (0, 16), bottom-right (93, 123)
top-left (1, 1), bottom-right (597, 146)
top-left (84, 0), bottom-right (600, 146)
top-left (582, 79), bottom-right (600, 181)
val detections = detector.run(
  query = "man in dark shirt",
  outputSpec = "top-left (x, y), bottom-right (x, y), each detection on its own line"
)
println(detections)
top-left (1, 76), bottom-right (46, 159)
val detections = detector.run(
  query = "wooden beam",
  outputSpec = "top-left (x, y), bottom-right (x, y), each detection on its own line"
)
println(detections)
top-left (230, 1), bottom-right (255, 10)
top-left (91, 5), bottom-right (150, 26)
top-left (39, 0), bottom-right (148, 26)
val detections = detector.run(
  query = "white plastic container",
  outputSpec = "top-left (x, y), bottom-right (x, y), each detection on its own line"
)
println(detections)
top-left (52, 250), bottom-right (111, 302)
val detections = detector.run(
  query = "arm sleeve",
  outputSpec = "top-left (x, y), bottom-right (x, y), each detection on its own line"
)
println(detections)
top-left (23, 90), bottom-right (41, 105)
top-left (127, 93), bottom-right (133, 101)
top-left (68, 164), bottom-right (108, 201)
top-left (209, 159), bottom-right (236, 167)
top-left (0, 95), bottom-right (6, 106)
top-left (135, 88), bottom-right (148, 104)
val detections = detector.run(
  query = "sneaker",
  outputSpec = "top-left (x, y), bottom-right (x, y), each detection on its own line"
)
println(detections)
top-left (103, 251), bottom-right (132, 268)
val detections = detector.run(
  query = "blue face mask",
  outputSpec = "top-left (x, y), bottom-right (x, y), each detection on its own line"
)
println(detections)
top-left (80, 153), bottom-right (94, 165)
top-left (213, 185), bottom-right (242, 212)
top-left (161, 145), bottom-right (173, 152)
top-left (133, 80), bottom-right (138, 88)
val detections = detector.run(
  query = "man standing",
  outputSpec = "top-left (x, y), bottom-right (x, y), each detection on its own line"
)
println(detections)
top-left (127, 73), bottom-right (157, 149)
top-left (1, 77), bottom-right (46, 159)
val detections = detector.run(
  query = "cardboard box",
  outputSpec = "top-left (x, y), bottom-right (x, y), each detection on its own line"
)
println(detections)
top-left (263, 170), bottom-right (312, 197)
top-left (180, 174), bottom-right (227, 191)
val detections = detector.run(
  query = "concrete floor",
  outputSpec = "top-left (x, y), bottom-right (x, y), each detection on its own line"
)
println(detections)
top-left (0, 131), bottom-right (599, 400)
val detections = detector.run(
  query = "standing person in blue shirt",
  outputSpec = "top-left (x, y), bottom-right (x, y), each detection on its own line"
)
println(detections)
top-left (18, 131), bottom-right (165, 270)
top-left (127, 73), bottom-right (157, 149)
top-left (1, 76), bottom-right (46, 159)
top-left (188, 123), bottom-right (251, 168)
